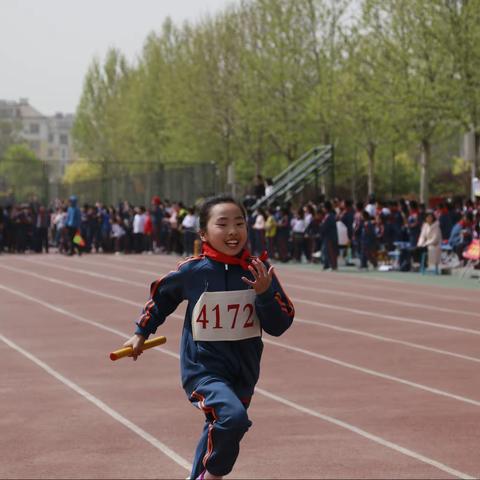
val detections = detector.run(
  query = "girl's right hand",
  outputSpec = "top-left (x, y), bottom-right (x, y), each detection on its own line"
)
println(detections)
top-left (123, 334), bottom-right (145, 361)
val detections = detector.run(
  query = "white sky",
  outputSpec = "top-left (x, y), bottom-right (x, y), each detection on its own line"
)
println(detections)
top-left (1, 0), bottom-right (236, 116)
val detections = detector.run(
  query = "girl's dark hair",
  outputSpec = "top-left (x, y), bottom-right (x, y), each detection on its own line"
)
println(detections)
top-left (198, 194), bottom-right (246, 231)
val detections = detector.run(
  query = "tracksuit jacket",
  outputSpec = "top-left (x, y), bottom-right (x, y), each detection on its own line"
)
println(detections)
top-left (133, 246), bottom-right (294, 478)
top-left (134, 247), bottom-right (294, 400)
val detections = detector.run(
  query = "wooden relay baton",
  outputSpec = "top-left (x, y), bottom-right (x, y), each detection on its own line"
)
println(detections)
top-left (110, 336), bottom-right (167, 361)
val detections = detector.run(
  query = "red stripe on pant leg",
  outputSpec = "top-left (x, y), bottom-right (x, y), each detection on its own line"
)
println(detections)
top-left (191, 391), bottom-right (219, 471)
top-left (202, 423), bottom-right (214, 468)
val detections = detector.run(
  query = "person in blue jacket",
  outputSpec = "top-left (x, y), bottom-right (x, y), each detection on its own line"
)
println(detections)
top-left (448, 212), bottom-right (473, 261)
top-left (124, 194), bottom-right (295, 480)
top-left (66, 195), bottom-right (81, 255)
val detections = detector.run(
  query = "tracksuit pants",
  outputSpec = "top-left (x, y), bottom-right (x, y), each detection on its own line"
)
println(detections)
top-left (189, 378), bottom-right (252, 479)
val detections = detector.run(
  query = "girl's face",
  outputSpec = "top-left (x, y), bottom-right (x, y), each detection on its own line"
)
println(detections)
top-left (200, 202), bottom-right (247, 256)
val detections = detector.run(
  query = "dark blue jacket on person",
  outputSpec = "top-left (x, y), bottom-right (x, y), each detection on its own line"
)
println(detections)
top-left (449, 221), bottom-right (471, 248)
top-left (66, 196), bottom-right (81, 229)
top-left (320, 211), bottom-right (339, 245)
top-left (361, 219), bottom-right (377, 248)
top-left (438, 212), bottom-right (452, 240)
top-left (340, 209), bottom-right (354, 241)
top-left (134, 247), bottom-right (295, 401)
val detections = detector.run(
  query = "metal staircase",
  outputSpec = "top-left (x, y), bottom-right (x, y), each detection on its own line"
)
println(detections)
top-left (252, 145), bottom-right (333, 210)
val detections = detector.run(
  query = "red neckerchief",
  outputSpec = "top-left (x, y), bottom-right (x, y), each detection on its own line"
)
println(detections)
top-left (202, 243), bottom-right (267, 270)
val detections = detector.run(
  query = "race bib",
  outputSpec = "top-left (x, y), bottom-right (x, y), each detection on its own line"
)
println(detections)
top-left (191, 289), bottom-right (261, 341)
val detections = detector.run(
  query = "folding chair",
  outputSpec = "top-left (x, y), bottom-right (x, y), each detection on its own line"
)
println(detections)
top-left (460, 239), bottom-right (480, 279)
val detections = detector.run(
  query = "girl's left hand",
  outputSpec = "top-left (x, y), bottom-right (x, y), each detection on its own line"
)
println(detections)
top-left (241, 259), bottom-right (274, 294)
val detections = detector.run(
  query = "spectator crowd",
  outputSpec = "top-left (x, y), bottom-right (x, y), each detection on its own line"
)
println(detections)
top-left (1, 191), bottom-right (479, 273)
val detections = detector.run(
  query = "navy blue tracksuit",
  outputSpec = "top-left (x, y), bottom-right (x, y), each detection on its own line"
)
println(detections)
top-left (360, 219), bottom-right (378, 268)
top-left (320, 211), bottom-right (339, 270)
top-left (134, 250), bottom-right (294, 478)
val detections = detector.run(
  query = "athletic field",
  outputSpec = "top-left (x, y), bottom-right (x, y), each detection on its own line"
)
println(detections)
top-left (1, 254), bottom-right (479, 479)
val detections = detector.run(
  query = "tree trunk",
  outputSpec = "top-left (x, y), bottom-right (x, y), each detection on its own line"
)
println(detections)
top-left (351, 149), bottom-right (358, 203)
top-left (472, 131), bottom-right (479, 200)
top-left (101, 161), bottom-right (109, 205)
top-left (367, 142), bottom-right (375, 196)
top-left (391, 146), bottom-right (396, 198)
top-left (419, 139), bottom-right (430, 205)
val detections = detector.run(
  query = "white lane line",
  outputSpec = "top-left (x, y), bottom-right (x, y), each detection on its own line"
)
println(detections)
top-left (255, 387), bottom-right (475, 480)
top-left (97, 253), bottom-right (479, 303)
top-left (66, 255), bottom-right (480, 318)
top-left (0, 285), bottom-right (473, 480)
top-left (2, 265), bottom-right (480, 409)
top-left (262, 337), bottom-right (480, 407)
top-left (0, 263), bottom-right (140, 307)
top-left (294, 297), bottom-right (480, 336)
top-left (20, 257), bottom-right (145, 287)
top-left (25, 257), bottom-right (480, 337)
top-left (0, 332), bottom-right (191, 472)
top-left (53, 256), bottom-right (480, 363)
top-left (293, 317), bottom-right (480, 363)
top-left (0, 284), bottom-right (180, 363)
top-left (78, 255), bottom-right (480, 318)
top-left (283, 282), bottom-right (480, 318)
top-left (275, 267), bottom-right (480, 304)
top-left (0, 265), bottom-right (480, 362)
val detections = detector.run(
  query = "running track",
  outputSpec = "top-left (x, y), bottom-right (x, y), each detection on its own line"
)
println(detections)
top-left (1, 253), bottom-right (479, 479)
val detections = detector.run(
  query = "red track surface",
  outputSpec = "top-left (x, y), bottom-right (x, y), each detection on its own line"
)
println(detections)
top-left (1, 253), bottom-right (479, 479)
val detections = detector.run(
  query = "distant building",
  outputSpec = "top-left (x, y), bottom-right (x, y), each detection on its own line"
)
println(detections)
top-left (0, 98), bottom-right (77, 181)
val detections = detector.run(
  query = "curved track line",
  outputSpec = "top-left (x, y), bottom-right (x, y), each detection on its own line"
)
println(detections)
top-left (64, 256), bottom-right (480, 317)
top-left (0, 286), bottom-right (473, 480)
top-left (17, 259), bottom-right (480, 337)
top-left (97, 253), bottom-right (479, 303)
top-left (38, 256), bottom-right (480, 363)
top-left (4, 264), bottom-right (480, 371)
top-left (1, 266), bottom-right (480, 408)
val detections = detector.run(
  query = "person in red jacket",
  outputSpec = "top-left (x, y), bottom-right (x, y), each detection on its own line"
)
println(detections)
top-left (144, 210), bottom-right (153, 253)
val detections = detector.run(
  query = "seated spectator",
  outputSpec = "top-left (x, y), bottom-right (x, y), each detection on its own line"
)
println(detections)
top-left (449, 212), bottom-right (474, 261)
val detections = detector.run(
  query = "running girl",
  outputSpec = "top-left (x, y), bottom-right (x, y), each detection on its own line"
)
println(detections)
top-left (123, 194), bottom-right (294, 479)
